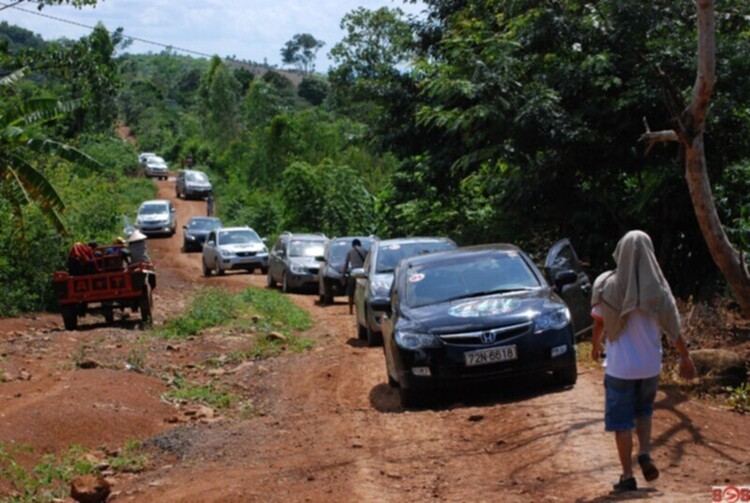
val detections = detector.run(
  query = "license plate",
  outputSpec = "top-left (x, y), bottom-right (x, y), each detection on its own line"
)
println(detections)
top-left (464, 345), bottom-right (518, 367)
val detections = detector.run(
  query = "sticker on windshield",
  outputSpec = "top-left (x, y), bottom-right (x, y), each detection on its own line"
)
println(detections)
top-left (507, 251), bottom-right (519, 258)
top-left (409, 273), bottom-right (425, 283)
top-left (448, 298), bottom-right (519, 318)
top-left (387, 244), bottom-right (401, 250)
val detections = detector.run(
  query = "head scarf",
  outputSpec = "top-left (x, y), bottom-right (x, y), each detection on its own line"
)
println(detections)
top-left (591, 230), bottom-right (681, 342)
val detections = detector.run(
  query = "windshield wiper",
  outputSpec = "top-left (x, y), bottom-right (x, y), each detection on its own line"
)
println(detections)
top-left (443, 288), bottom-right (534, 303)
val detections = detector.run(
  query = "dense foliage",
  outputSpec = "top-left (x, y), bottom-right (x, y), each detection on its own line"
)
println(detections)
top-left (2, 0), bottom-right (750, 315)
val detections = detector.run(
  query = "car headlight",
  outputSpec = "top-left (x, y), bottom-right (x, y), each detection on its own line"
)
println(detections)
top-left (220, 249), bottom-right (233, 258)
top-left (534, 306), bottom-right (571, 333)
top-left (395, 331), bottom-right (440, 350)
top-left (185, 234), bottom-right (196, 241)
top-left (257, 251), bottom-right (268, 257)
top-left (290, 263), bottom-right (306, 274)
top-left (370, 279), bottom-right (392, 297)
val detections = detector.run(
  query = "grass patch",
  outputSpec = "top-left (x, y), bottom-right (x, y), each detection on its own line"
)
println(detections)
top-left (726, 382), bottom-right (750, 413)
top-left (156, 286), bottom-right (313, 342)
top-left (0, 443), bottom-right (95, 502)
top-left (164, 373), bottom-right (234, 409)
top-left (108, 440), bottom-right (148, 473)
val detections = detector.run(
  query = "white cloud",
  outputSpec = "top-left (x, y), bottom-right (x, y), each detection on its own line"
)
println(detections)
top-left (0, 0), bottom-right (425, 70)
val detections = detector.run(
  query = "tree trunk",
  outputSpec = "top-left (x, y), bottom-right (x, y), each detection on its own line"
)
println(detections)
top-left (683, 0), bottom-right (750, 317)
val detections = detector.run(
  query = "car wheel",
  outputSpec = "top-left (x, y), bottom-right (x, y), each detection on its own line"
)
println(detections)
top-left (202, 258), bottom-right (212, 277)
top-left (398, 386), bottom-right (423, 408)
top-left (366, 316), bottom-right (383, 347)
top-left (139, 284), bottom-right (153, 327)
top-left (215, 261), bottom-right (225, 276)
top-left (553, 359), bottom-right (578, 387)
top-left (267, 271), bottom-right (276, 288)
top-left (323, 283), bottom-right (334, 305)
top-left (282, 272), bottom-right (289, 293)
top-left (260, 267), bottom-right (269, 275)
top-left (61, 307), bottom-right (77, 330)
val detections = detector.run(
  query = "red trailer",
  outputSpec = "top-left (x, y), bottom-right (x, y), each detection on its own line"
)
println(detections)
top-left (52, 246), bottom-right (156, 330)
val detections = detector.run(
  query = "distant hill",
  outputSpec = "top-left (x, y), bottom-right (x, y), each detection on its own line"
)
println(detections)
top-left (0, 21), bottom-right (46, 52)
top-left (225, 59), bottom-right (304, 87)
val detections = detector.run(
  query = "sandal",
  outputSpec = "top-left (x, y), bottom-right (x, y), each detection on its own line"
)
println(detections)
top-left (638, 453), bottom-right (659, 482)
top-left (612, 475), bottom-right (637, 492)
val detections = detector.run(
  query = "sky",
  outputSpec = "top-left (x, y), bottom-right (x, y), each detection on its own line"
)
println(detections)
top-left (0, 0), bottom-right (426, 71)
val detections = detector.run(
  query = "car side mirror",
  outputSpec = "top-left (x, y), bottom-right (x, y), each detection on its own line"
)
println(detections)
top-left (554, 270), bottom-right (578, 290)
top-left (350, 267), bottom-right (366, 279)
top-left (207, 240), bottom-right (215, 246)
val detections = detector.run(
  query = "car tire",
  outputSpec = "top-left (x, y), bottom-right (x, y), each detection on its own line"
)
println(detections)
top-left (267, 271), bottom-right (276, 288)
top-left (260, 267), bottom-right (269, 275)
top-left (202, 259), bottom-right (212, 277)
top-left (282, 272), bottom-right (289, 293)
top-left (553, 359), bottom-right (578, 387)
top-left (366, 317), bottom-right (383, 347)
top-left (139, 284), bottom-right (153, 327)
top-left (398, 386), bottom-right (423, 408)
top-left (323, 283), bottom-right (333, 305)
top-left (61, 307), bottom-right (77, 331)
top-left (215, 261), bottom-right (224, 276)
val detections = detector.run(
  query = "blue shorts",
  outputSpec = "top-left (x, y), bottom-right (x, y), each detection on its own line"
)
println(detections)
top-left (604, 374), bottom-right (659, 432)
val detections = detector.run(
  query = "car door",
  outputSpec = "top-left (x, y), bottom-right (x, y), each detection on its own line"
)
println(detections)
top-left (269, 236), bottom-right (286, 282)
top-left (204, 230), bottom-right (218, 267)
top-left (354, 245), bottom-right (374, 327)
top-left (544, 239), bottom-right (592, 337)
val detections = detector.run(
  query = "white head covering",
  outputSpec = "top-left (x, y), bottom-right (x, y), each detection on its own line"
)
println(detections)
top-left (591, 230), bottom-right (681, 342)
top-left (128, 230), bottom-right (147, 243)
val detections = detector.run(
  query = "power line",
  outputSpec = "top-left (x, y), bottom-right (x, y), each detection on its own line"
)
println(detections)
top-left (0, 1), bottom-right (217, 58)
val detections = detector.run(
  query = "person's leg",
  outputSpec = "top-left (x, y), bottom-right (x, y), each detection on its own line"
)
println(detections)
top-left (615, 430), bottom-right (634, 478)
top-left (635, 416), bottom-right (652, 455)
top-left (634, 376), bottom-right (660, 481)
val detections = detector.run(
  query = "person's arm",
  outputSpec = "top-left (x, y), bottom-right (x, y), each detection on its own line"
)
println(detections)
top-left (673, 334), bottom-right (696, 379)
top-left (591, 315), bottom-right (604, 362)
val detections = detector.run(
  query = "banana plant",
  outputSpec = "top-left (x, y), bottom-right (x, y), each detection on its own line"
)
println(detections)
top-left (0, 67), bottom-right (100, 236)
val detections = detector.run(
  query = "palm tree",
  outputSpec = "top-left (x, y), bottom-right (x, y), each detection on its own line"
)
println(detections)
top-left (0, 67), bottom-right (99, 235)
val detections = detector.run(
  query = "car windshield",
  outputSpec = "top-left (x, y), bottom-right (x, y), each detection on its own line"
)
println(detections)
top-left (218, 229), bottom-right (261, 245)
top-left (328, 238), bottom-right (372, 268)
top-left (375, 241), bottom-right (454, 274)
top-left (405, 252), bottom-right (541, 308)
top-left (147, 157), bottom-right (166, 166)
top-left (139, 203), bottom-right (168, 215)
top-left (289, 240), bottom-right (326, 258)
top-left (186, 172), bottom-right (208, 182)
top-left (188, 218), bottom-right (220, 230)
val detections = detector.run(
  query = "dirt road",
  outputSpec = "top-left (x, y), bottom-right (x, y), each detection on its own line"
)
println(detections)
top-left (1, 177), bottom-right (748, 502)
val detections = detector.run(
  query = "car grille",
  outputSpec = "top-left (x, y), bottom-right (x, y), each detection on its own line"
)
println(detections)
top-left (437, 321), bottom-right (532, 346)
top-left (236, 251), bottom-right (257, 257)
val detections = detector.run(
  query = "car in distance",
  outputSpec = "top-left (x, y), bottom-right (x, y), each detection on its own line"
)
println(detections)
top-left (381, 242), bottom-right (590, 408)
top-left (176, 169), bottom-right (213, 199)
top-left (135, 199), bottom-right (176, 236)
top-left (202, 226), bottom-right (269, 276)
top-left (267, 232), bottom-right (328, 293)
top-left (182, 216), bottom-right (222, 252)
top-left (352, 237), bottom-right (456, 347)
top-left (317, 236), bottom-right (375, 305)
top-left (144, 156), bottom-right (168, 180)
top-left (138, 152), bottom-right (156, 165)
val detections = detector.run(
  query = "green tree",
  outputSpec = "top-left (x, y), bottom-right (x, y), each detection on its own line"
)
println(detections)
top-left (281, 33), bottom-right (325, 74)
top-left (298, 77), bottom-right (329, 105)
top-left (199, 56), bottom-right (242, 147)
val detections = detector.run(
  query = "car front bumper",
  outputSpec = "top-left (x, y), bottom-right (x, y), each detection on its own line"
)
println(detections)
top-left (392, 327), bottom-right (576, 391)
top-left (219, 255), bottom-right (269, 271)
top-left (287, 270), bottom-right (319, 288)
top-left (138, 222), bottom-right (173, 235)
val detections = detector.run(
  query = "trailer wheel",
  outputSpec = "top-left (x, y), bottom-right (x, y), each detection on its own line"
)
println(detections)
top-left (61, 307), bottom-right (78, 330)
top-left (139, 284), bottom-right (153, 327)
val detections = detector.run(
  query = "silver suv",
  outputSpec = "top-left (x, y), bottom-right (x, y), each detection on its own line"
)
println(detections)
top-left (267, 232), bottom-right (328, 293)
top-left (135, 199), bottom-right (176, 236)
top-left (176, 169), bottom-right (212, 199)
top-left (202, 226), bottom-right (269, 276)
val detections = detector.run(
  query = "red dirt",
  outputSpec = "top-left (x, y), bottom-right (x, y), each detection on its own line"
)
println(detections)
top-left (1, 177), bottom-right (749, 502)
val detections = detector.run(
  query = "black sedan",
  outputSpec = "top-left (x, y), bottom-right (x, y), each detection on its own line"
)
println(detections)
top-left (381, 243), bottom-right (590, 407)
top-left (182, 217), bottom-right (222, 252)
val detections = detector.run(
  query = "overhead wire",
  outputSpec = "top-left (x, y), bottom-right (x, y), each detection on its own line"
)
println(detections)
top-left (0, 0), bottom-right (218, 58)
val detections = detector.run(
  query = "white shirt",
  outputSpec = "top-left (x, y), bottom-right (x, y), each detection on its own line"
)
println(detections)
top-left (592, 305), bottom-right (662, 379)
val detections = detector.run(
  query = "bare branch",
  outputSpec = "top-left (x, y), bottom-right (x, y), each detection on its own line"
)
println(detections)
top-left (638, 129), bottom-right (679, 156)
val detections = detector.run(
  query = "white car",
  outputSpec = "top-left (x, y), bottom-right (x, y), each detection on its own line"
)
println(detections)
top-left (135, 199), bottom-right (176, 236)
top-left (144, 156), bottom-right (168, 180)
top-left (138, 152), bottom-right (156, 165)
top-left (202, 226), bottom-right (269, 276)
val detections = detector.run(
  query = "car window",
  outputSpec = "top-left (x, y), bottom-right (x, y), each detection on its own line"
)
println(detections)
top-left (186, 172), bottom-right (208, 182)
top-left (219, 229), bottom-right (262, 245)
top-left (405, 252), bottom-right (541, 308)
top-left (375, 241), bottom-right (455, 274)
top-left (188, 219), bottom-right (220, 230)
top-left (289, 240), bottom-right (326, 257)
top-left (139, 203), bottom-right (168, 215)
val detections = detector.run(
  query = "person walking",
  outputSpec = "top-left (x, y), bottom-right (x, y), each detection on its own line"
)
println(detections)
top-left (342, 239), bottom-right (367, 315)
top-left (590, 230), bottom-right (696, 493)
top-left (206, 194), bottom-right (215, 217)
